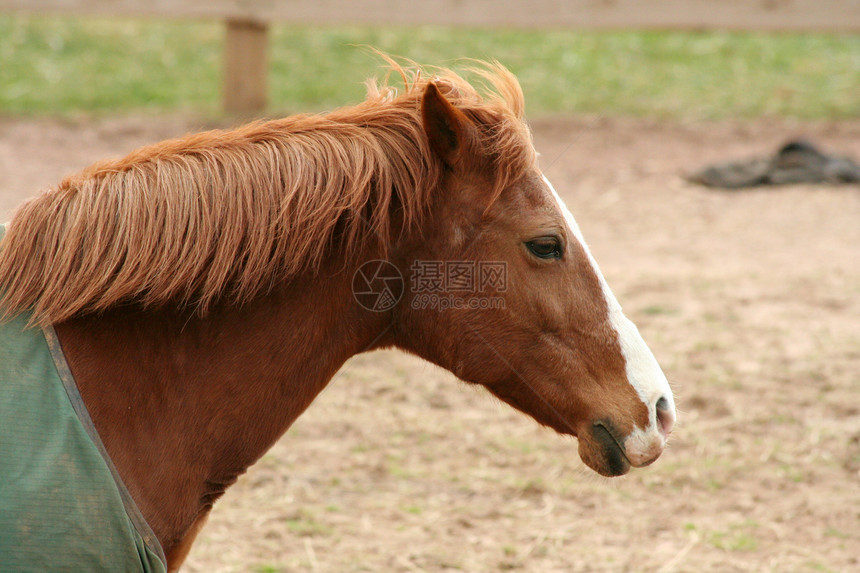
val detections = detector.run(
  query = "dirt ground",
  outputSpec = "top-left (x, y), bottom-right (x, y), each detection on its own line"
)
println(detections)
top-left (1, 113), bottom-right (858, 573)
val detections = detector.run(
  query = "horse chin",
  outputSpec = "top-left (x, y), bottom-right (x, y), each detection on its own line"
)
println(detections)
top-left (578, 424), bottom-right (632, 477)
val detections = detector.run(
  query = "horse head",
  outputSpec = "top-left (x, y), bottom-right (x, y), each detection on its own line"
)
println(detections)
top-left (390, 79), bottom-right (675, 477)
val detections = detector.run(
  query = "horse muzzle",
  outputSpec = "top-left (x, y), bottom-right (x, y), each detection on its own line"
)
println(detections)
top-left (578, 415), bottom-right (672, 477)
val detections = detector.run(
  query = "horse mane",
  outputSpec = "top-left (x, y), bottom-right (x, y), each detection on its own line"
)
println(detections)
top-left (0, 58), bottom-right (535, 325)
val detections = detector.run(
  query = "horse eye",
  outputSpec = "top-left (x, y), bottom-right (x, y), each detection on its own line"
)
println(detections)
top-left (525, 237), bottom-right (563, 260)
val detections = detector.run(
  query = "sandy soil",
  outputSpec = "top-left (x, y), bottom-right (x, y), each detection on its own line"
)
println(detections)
top-left (1, 114), bottom-right (858, 573)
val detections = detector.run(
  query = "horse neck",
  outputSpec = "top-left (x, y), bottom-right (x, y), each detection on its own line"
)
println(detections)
top-left (54, 258), bottom-right (393, 552)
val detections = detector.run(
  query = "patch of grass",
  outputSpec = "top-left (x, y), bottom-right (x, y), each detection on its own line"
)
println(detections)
top-left (640, 305), bottom-right (679, 316)
top-left (806, 561), bottom-right (838, 573)
top-left (780, 463), bottom-right (808, 483)
top-left (823, 527), bottom-right (850, 539)
top-left (284, 509), bottom-right (333, 537)
top-left (705, 478), bottom-right (725, 491)
top-left (1, 14), bottom-right (858, 118)
top-left (0, 17), bottom-right (221, 115)
top-left (707, 520), bottom-right (760, 552)
top-left (386, 453), bottom-right (415, 478)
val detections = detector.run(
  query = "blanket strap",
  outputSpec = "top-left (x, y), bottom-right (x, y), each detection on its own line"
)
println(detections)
top-left (43, 325), bottom-right (168, 567)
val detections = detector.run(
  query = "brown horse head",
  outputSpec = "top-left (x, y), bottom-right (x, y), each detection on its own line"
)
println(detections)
top-left (390, 78), bottom-right (675, 477)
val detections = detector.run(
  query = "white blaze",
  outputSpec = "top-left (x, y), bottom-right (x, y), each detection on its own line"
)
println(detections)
top-left (542, 175), bottom-right (675, 464)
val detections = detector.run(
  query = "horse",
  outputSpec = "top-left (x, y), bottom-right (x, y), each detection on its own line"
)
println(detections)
top-left (0, 60), bottom-right (675, 572)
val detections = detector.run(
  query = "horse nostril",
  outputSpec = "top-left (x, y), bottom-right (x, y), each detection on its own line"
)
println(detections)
top-left (655, 396), bottom-right (674, 436)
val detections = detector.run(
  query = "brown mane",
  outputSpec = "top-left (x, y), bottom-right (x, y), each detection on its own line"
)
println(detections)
top-left (0, 59), bottom-right (535, 325)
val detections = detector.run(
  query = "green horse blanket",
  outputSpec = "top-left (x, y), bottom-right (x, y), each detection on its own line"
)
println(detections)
top-left (0, 225), bottom-right (167, 572)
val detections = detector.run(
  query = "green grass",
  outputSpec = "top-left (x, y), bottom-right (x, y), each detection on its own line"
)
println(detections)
top-left (0, 14), bottom-right (858, 118)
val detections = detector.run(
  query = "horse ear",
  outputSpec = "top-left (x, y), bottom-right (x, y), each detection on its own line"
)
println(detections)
top-left (421, 82), bottom-right (472, 168)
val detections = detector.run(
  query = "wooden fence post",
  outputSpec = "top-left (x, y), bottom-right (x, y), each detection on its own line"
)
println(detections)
top-left (223, 18), bottom-right (268, 115)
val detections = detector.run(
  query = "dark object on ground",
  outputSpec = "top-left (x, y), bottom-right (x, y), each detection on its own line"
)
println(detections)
top-left (687, 139), bottom-right (860, 189)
